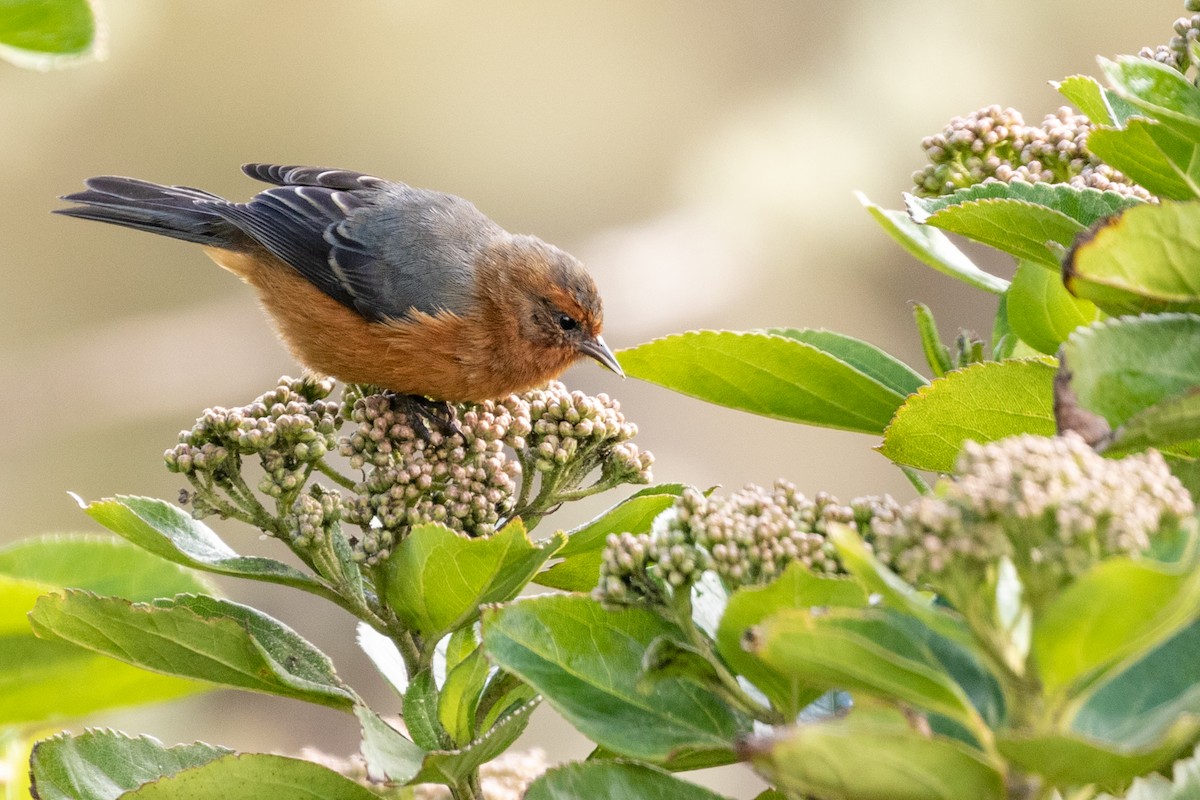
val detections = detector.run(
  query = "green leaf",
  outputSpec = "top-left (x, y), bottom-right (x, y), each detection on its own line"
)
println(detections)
top-left (29, 730), bottom-right (231, 800)
top-left (906, 182), bottom-right (1141, 268)
top-left (764, 327), bottom-right (927, 397)
top-left (537, 486), bottom-right (685, 592)
top-left (913, 302), bottom-right (954, 377)
top-left (716, 564), bottom-right (867, 717)
top-left (1065, 202), bottom-right (1200, 315)
top-left (1055, 74), bottom-right (1118, 126)
top-left (0, 0), bottom-right (99, 69)
top-left (1034, 558), bottom-right (1200, 696)
top-left (83, 496), bottom-right (336, 601)
top-left (1086, 119), bottom-right (1200, 201)
top-left (1106, 390), bottom-right (1200, 457)
top-left (439, 645), bottom-right (491, 745)
top-left (1101, 56), bottom-right (1200, 142)
top-left (856, 192), bottom-right (1010, 294)
top-left (386, 520), bottom-right (564, 644)
top-left (1061, 314), bottom-right (1200, 428)
top-left (1006, 260), bottom-right (1099, 355)
top-left (1072, 618), bottom-right (1200, 749)
top-left (0, 536), bottom-right (213, 726)
top-left (746, 607), bottom-right (986, 736)
top-left (402, 669), bottom-right (446, 751)
top-left (740, 709), bottom-right (1003, 800)
top-left (525, 761), bottom-right (733, 800)
top-left (829, 523), bottom-right (973, 648)
top-left (409, 698), bottom-right (539, 786)
top-left (482, 595), bottom-right (749, 762)
top-left (0, 533), bottom-right (214, 600)
top-left (119, 753), bottom-right (381, 800)
top-left (354, 704), bottom-right (426, 784)
top-left (619, 331), bottom-right (909, 434)
top-left (29, 591), bottom-right (358, 711)
top-left (877, 358), bottom-right (1058, 472)
top-left (998, 727), bottom-right (1200, 789)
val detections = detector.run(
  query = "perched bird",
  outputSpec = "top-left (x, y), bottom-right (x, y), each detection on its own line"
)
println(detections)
top-left (56, 163), bottom-right (622, 403)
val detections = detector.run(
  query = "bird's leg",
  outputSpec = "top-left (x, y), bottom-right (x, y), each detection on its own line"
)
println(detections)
top-left (386, 392), bottom-right (459, 442)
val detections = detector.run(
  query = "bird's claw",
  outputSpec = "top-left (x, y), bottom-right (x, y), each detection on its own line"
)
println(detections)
top-left (386, 392), bottom-right (460, 443)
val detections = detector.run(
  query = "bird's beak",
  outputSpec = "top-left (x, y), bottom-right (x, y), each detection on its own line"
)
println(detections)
top-left (579, 335), bottom-right (624, 378)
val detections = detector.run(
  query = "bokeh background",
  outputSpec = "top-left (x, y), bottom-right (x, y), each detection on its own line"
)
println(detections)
top-left (0, 1), bottom-right (1182, 794)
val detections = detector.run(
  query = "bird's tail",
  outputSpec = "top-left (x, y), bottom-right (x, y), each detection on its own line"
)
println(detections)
top-left (55, 176), bottom-right (244, 248)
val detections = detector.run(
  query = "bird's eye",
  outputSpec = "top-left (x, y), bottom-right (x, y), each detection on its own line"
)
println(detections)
top-left (556, 313), bottom-right (579, 332)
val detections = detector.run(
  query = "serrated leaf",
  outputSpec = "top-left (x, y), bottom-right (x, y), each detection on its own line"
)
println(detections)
top-left (0, 0), bottom-right (100, 70)
top-left (0, 536), bottom-right (213, 726)
top-left (857, 193), bottom-right (1009, 294)
top-left (119, 753), bottom-right (381, 800)
top-left (747, 607), bottom-right (986, 736)
top-left (877, 358), bottom-right (1058, 472)
top-left (29, 730), bottom-right (231, 800)
top-left (907, 182), bottom-right (1141, 268)
top-left (537, 486), bottom-right (684, 592)
top-left (385, 520), bottom-right (564, 644)
top-left (1065, 202), bottom-right (1200, 315)
top-left (716, 564), bottom-right (867, 718)
top-left (525, 761), bottom-right (733, 800)
top-left (764, 327), bottom-right (927, 396)
top-left (998, 726), bottom-right (1200, 789)
top-left (29, 591), bottom-right (358, 711)
top-left (482, 595), bottom-right (749, 762)
top-left (1086, 119), bottom-right (1200, 201)
top-left (1035, 558), bottom-right (1200, 695)
top-left (1056, 74), bottom-right (1118, 126)
top-left (83, 496), bottom-right (337, 601)
top-left (741, 709), bottom-right (1003, 800)
top-left (1102, 56), bottom-right (1200, 142)
top-left (619, 331), bottom-right (908, 434)
top-left (1061, 314), bottom-right (1200, 428)
top-left (1007, 260), bottom-right (1099, 355)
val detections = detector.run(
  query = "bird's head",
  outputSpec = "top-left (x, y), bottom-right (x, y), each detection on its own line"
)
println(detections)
top-left (498, 235), bottom-right (623, 379)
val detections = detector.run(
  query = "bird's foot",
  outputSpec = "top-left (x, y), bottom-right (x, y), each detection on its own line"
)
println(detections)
top-left (386, 392), bottom-right (460, 443)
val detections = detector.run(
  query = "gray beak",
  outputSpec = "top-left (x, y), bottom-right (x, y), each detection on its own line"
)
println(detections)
top-left (579, 335), bottom-right (624, 378)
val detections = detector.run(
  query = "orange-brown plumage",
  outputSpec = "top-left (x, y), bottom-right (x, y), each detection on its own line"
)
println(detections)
top-left (57, 164), bottom-right (621, 402)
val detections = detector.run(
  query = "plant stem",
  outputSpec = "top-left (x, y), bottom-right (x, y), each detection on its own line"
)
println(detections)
top-left (315, 457), bottom-right (357, 490)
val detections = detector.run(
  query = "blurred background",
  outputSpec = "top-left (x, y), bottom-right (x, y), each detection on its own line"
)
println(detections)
top-left (0, 0), bottom-right (1182, 794)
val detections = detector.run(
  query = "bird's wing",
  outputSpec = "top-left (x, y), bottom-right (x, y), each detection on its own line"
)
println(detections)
top-left (241, 163), bottom-right (389, 191)
top-left (210, 164), bottom-right (493, 322)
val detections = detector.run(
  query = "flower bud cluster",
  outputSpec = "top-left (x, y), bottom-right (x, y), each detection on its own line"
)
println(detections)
top-left (1139, 6), bottom-right (1200, 72)
top-left (506, 383), bottom-right (653, 484)
top-left (870, 433), bottom-right (1195, 592)
top-left (287, 486), bottom-right (344, 550)
top-left (340, 394), bottom-right (520, 564)
top-left (912, 105), bottom-right (1150, 200)
top-left (596, 481), bottom-right (900, 604)
top-left (165, 376), bottom-right (342, 504)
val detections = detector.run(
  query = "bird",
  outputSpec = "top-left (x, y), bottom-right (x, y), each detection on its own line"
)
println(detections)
top-left (55, 163), bottom-right (623, 405)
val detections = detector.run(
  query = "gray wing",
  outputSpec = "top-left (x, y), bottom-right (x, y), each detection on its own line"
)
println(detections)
top-left (208, 163), bottom-right (495, 321)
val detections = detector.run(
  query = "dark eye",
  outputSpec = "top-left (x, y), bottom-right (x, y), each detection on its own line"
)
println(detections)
top-left (556, 313), bottom-right (579, 332)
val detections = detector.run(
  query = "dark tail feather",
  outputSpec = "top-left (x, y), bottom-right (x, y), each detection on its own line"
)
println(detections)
top-left (55, 176), bottom-right (245, 248)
